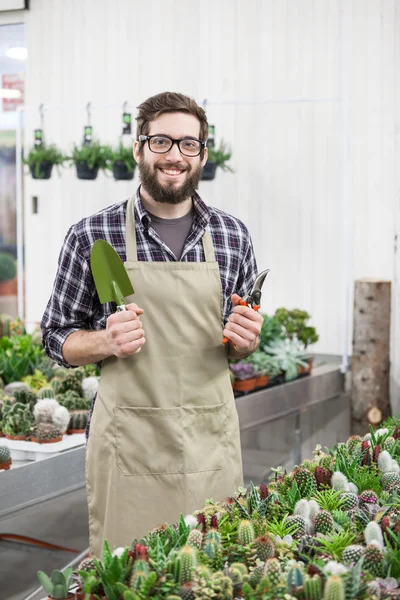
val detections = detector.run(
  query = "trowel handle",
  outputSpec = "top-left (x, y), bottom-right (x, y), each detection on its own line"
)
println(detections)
top-left (116, 303), bottom-right (142, 354)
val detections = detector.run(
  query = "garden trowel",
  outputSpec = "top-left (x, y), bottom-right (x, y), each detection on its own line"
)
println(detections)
top-left (90, 239), bottom-right (134, 311)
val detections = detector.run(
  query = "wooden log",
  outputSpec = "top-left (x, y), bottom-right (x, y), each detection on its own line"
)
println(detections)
top-left (351, 279), bottom-right (391, 435)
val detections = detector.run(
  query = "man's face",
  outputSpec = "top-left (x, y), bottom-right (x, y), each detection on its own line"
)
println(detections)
top-left (133, 112), bottom-right (208, 205)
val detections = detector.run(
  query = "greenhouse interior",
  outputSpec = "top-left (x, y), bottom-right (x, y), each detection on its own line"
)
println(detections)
top-left (0, 1), bottom-right (400, 599)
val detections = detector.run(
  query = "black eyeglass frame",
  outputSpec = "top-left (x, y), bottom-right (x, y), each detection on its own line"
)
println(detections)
top-left (138, 134), bottom-right (207, 157)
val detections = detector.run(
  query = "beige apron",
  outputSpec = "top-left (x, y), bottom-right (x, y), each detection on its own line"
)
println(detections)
top-left (86, 195), bottom-right (243, 557)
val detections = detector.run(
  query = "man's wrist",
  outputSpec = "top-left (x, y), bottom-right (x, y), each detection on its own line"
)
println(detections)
top-left (228, 335), bottom-right (260, 360)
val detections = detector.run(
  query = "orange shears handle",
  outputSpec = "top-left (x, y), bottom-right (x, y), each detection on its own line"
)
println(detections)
top-left (222, 302), bottom-right (261, 344)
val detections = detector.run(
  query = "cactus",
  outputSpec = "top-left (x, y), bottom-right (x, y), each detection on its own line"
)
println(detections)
top-left (378, 450), bottom-right (393, 473)
top-left (55, 371), bottom-right (83, 396)
top-left (304, 574), bottom-right (322, 600)
top-left (12, 388), bottom-right (37, 410)
top-left (238, 520), bottom-right (255, 546)
top-left (383, 436), bottom-right (396, 452)
top-left (308, 499), bottom-right (320, 520)
top-left (287, 564), bottom-right (303, 593)
top-left (37, 387), bottom-right (56, 399)
top-left (251, 535), bottom-right (275, 561)
top-left (359, 489), bottom-right (379, 505)
top-left (314, 510), bottom-right (334, 535)
top-left (363, 544), bottom-right (384, 577)
top-left (339, 492), bottom-right (358, 510)
top-left (0, 444), bottom-right (11, 469)
top-left (347, 482), bottom-right (358, 494)
top-left (52, 406), bottom-right (70, 433)
top-left (187, 528), bottom-right (203, 551)
top-left (56, 390), bottom-right (90, 411)
top-left (33, 399), bottom-right (60, 424)
top-left (323, 575), bottom-right (344, 600)
top-left (294, 499), bottom-right (311, 519)
top-left (249, 564), bottom-right (264, 588)
top-left (68, 410), bottom-right (89, 432)
top-left (263, 557), bottom-right (281, 587)
top-left (346, 435), bottom-right (363, 455)
top-left (179, 546), bottom-right (197, 584)
top-left (211, 572), bottom-right (233, 599)
top-left (82, 376), bottom-right (99, 401)
top-left (2, 402), bottom-right (33, 437)
top-left (32, 422), bottom-right (62, 443)
top-left (286, 515), bottom-right (307, 539)
top-left (314, 466), bottom-right (332, 488)
top-left (381, 472), bottom-right (400, 490)
top-left (129, 559), bottom-right (150, 592)
top-left (331, 472), bottom-right (349, 492)
top-left (364, 521), bottom-right (384, 547)
top-left (292, 467), bottom-right (316, 497)
top-left (342, 544), bottom-right (365, 565)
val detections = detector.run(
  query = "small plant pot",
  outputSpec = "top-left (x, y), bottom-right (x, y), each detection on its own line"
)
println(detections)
top-left (76, 162), bottom-right (99, 180)
top-left (201, 161), bottom-right (217, 181)
top-left (5, 434), bottom-right (27, 441)
top-left (30, 436), bottom-right (63, 444)
top-left (48, 594), bottom-right (75, 600)
top-left (233, 378), bottom-right (257, 392)
top-left (0, 460), bottom-right (11, 471)
top-left (67, 428), bottom-right (86, 435)
top-left (0, 278), bottom-right (18, 296)
top-left (113, 161), bottom-right (134, 180)
top-left (30, 161), bottom-right (53, 180)
top-left (0, 431), bottom-right (5, 437)
top-left (307, 357), bottom-right (314, 374)
top-left (255, 375), bottom-right (269, 389)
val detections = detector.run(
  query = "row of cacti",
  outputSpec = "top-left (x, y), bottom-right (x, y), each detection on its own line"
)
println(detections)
top-left (40, 416), bottom-right (400, 600)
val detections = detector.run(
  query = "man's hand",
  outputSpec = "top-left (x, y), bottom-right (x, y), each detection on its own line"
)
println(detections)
top-left (223, 294), bottom-right (263, 356)
top-left (106, 303), bottom-right (146, 358)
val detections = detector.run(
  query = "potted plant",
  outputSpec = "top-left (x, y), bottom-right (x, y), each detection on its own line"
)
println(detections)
top-left (69, 141), bottom-right (111, 180)
top-left (202, 139), bottom-right (234, 181)
top-left (108, 142), bottom-right (136, 180)
top-left (37, 567), bottom-right (74, 599)
top-left (30, 422), bottom-right (63, 444)
top-left (260, 314), bottom-right (284, 348)
top-left (24, 143), bottom-right (65, 179)
top-left (2, 400), bottom-right (33, 440)
top-left (274, 308), bottom-right (319, 373)
top-left (244, 350), bottom-right (281, 389)
top-left (0, 252), bottom-right (17, 296)
top-left (263, 338), bottom-right (309, 382)
top-left (0, 444), bottom-right (11, 470)
top-left (229, 361), bottom-right (257, 392)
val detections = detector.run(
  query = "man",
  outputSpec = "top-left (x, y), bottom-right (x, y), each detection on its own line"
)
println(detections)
top-left (41, 92), bottom-right (263, 556)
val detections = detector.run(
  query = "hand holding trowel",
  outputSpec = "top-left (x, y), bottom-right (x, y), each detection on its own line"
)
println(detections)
top-left (90, 239), bottom-right (145, 355)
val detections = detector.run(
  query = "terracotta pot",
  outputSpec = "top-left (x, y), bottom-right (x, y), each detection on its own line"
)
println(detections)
top-left (5, 434), bottom-right (26, 441)
top-left (76, 592), bottom-right (98, 600)
top-left (67, 428), bottom-right (86, 435)
top-left (255, 375), bottom-right (269, 389)
top-left (0, 460), bottom-right (11, 470)
top-left (30, 435), bottom-right (63, 444)
top-left (48, 594), bottom-right (75, 600)
top-left (307, 357), bottom-right (314, 374)
top-left (233, 378), bottom-right (256, 392)
top-left (0, 431), bottom-right (4, 437)
top-left (0, 278), bottom-right (17, 296)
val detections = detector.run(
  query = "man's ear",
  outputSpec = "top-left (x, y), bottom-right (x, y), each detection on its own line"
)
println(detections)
top-left (201, 146), bottom-right (208, 167)
top-left (133, 141), bottom-right (141, 163)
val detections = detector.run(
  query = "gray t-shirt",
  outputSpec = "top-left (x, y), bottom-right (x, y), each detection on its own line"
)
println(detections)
top-left (147, 208), bottom-right (194, 260)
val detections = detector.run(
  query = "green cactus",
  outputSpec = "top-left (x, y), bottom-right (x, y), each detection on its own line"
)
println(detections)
top-left (68, 410), bottom-right (89, 431)
top-left (359, 490), bottom-right (379, 505)
top-left (129, 559), bottom-right (150, 592)
top-left (323, 575), bottom-right (344, 600)
top-left (304, 574), bottom-right (322, 600)
top-left (249, 564), bottom-right (264, 588)
top-left (287, 564), bottom-right (303, 594)
top-left (238, 520), bottom-right (255, 546)
top-left (37, 386), bottom-right (55, 399)
top-left (187, 528), bottom-right (203, 551)
top-left (339, 492), bottom-right (358, 510)
top-left (383, 436), bottom-right (396, 452)
top-left (56, 389), bottom-right (90, 411)
top-left (381, 472), bottom-right (400, 490)
top-left (363, 544), bottom-right (384, 577)
top-left (179, 546), bottom-right (197, 584)
top-left (179, 582), bottom-right (195, 600)
top-left (342, 544), bottom-right (365, 565)
top-left (292, 467), bottom-right (317, 497)
top-left (55, 371), bottom-right (83, 396)
top-left (2, 402), bottom-right (33, 437)
top-left (251, 535), bottom-right (275, 561)
top-left (32, 422), bottom-right (62, 442)
top-left (346, 435), bottom-right (363, 455)
top-left (13, 388), bottom-right (37, 410)
top-left (286, 515), bottom-right (307, 539)
top-left (0, 445), bottom-right (11, 468)
top-left (211, 573), bottom-right (233, 600)
top-left (314, 510), bottom-right (334, 535)
top-left (263, 557), bottom-right (281, 587)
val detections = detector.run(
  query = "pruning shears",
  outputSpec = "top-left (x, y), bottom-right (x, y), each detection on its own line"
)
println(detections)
top-left (223, 269), bottom-right (270, 344)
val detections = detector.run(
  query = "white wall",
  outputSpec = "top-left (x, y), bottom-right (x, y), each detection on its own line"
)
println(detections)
top-left (22, 0), bottom-right (400, 410)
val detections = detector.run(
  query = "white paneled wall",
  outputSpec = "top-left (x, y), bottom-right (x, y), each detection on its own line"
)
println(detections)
top-left (22, 0), bottom-right (399, 409)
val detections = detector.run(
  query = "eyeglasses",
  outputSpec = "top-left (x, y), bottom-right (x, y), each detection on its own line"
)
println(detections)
top-left (139, 134), bottom-right (206, 157)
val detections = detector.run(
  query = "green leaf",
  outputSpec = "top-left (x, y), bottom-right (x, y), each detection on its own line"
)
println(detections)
top-left (37, 570), bottom-right (54, 594)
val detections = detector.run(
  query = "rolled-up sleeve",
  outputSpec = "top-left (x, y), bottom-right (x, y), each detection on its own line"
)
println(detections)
top-left (41, 226), bottom-right (98, 368)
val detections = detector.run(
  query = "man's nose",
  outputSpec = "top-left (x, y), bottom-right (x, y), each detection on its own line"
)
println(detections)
top-left (165, 141), bottom-right (183, 161)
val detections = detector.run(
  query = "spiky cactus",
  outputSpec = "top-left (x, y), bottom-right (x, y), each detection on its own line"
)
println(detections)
top-left (56, 390), bottom-right (89, 411)
top-left (331, 472), bottom-right (349, 492)
top-left (323, 575), bottom-right (345, 600)
top-left (56, 370), bottom-right (83, 395)
top-left (37, 386), bottom-right (55, 399)
top-left (287, 564), bottom-right (303, 593)
top-left (249, 564), bottom-right (264, 588)
top-left (129, 559), bottom-right (150, 592)
top-left (381, 472), bottom-right (400, 490)
top-left (238, 520), bottom-right (255, 546)
top-left (179, 546), bottom-right (197, 584)
top-left (263, 557), bottom-right (281, 587)
top-left (314, 510), bottom-right (334, 535)
top-left (82, 376), bottom-right (99, 401)
top-left (346, 435), bottom-right (363, 455)
top-left (187, 528), bottom-right (203, 551)
top-left (363, 544), bottom-right (384, 577)
top-left (364, 521), bottom-right (384, 548)
top-left (211, 572), bottom-right (233, 599)
top-left (3, 402), bottom-right (33, 437)
top-left (314, 466), bottom-right (332, 488)
top-left (68, 410), bottom-right (89, 432)
top-left (378, 450), bottom-right (393, 473)
top-left (359, 489), bottom-right (379, 505)
top-left (342, 544), bottom-right (365, 564)
top-left (0, 444), bottom-right (11, 469)
top-left (304, 574), bottom-right (322, 600)
top-left (33, 399), bottom-right (60, 424)
top-left (13, 388), bottom-right (37, 410)
top-left (294, 499), bottom-right (311, 519)
top-left (52, 406), bottom-right (70, 433)
top-left (383, 436), bottom-right (396, 452)
top-left (32, 422), bottom-right (62, 443)
top-left (339, 492), bottom-right (358, 510)
top-left (292, 467), bottom-right (317, 497)
top-left (286, 515), bottom-right (307, 539)
top-left (251, 535), bottom-right (275, 561)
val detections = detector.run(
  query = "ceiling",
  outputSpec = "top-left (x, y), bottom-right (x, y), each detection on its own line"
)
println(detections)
top-left (0, 23), bottom-right (25, 74)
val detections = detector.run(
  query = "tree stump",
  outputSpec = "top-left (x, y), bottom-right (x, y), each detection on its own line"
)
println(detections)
top-left (351, 279), bottom-right (391, 435)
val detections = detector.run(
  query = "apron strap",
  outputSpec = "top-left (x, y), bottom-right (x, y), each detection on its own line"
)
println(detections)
top-left (125, 194), bottom-right (216, 263)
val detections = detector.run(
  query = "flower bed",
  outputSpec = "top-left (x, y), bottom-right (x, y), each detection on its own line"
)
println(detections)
top-left (40, 417), bottom-right (400, 600)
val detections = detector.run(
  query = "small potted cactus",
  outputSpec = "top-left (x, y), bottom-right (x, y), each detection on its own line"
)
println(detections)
top-left (67, 410), bottom-right (89, 434)
top-left (31, 422), bottom-right (63, 444)
top-left (0, 444), bottom-right (11, 470)
top-left (37, 567), bottom-right (74, 599)
top-left (2, 401), bottom-right (33, 440)
top-left (229, 361), bottom-right (257, 392)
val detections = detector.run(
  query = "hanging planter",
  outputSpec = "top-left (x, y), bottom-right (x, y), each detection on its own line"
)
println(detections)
top-left (24, 144), bottom-right (65, 180)
top-left (69, 141), bottom-right (111, 181)
top-left (201, 139), bottom-right (234, 181)
top-left (108, 142), bottom-right (136, 181)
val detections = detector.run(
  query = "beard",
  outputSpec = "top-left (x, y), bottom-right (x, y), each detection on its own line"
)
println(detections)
top-left (138, 157), bottom-right (203, 205)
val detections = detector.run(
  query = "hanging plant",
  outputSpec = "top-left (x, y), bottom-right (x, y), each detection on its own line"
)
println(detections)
top-left (202, 139), bottom-right (234, 181)
top-left (108, 142), bottom-right (136, 181)
top-left (69, 141), bottom-right (111, 180)
top-left (24, 143), bottom-right (65, 180)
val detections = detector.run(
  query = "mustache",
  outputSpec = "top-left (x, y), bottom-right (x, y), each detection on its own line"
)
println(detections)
top-left (156, 163), bottom-right (188, 171)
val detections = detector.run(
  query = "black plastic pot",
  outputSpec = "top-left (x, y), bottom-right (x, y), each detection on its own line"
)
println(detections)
top-left (201, 161), bottom-right (217, 181)
top-left (30, 161), bottom-right (53, 180)
top-left (76, 162), bottom-right (99, 180)
top-left (113, 161), bottom-right (134, 181)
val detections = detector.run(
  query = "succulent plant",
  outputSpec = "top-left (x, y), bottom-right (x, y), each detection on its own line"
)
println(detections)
top-left (0, 444), bottom-right (11, 469)
top-left (251, 535), bottom-right (275, 561)
top-left (238, 520), bottom-right (255, 546)
top-left (2, 401), bottom-right (33, 437)
top-left (56, 389), bottom-right (90, 411)
top-left (33, 398), bottom-right (60, 424)
top-left (68, 410), bottom-right (89, 432)
top-left (52, 406), bottom-right (70, 433)
top-left (81, 376), bottom-right (99, 401)
top-left (37, 386), bottom-right (56, 399)
top-left (32, 422), bottom-right (62, 442)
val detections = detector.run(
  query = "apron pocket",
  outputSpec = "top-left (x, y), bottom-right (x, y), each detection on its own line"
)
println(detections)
top-left (115, 406), bottom-right (183, 475)
top-left (182, 403), bottom-right (227, 473)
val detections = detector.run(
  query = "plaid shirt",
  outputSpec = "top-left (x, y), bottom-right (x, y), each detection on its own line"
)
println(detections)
top-left (41, 187), bottom-right (258, 368)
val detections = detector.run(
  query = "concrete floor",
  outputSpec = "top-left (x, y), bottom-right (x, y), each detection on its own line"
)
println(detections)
top-left (0, 487), bottom-right (89, 600)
